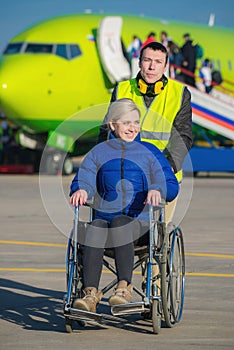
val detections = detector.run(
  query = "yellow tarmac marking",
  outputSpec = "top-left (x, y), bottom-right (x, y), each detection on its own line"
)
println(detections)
top-left (185, 272), bottom-right (234, 278)
top-left (185, 252), bottom-right (234, 259)
top-left (103, 270), bottom-right (234, 278)
top-left (0, 268), bottom-right (234, 278)
top-left (0, 240), bottom-right (66, 247)
top-left (0, 268), bottom-right (65, 272)
top-left (1, 240), bottom-right (234, 260)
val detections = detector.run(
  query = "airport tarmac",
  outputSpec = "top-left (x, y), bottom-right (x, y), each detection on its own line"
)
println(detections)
top-left (0, 174), bottom-right (234, 350)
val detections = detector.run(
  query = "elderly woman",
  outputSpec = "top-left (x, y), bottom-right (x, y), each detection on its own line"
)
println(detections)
top-left (69, 98), bottom-right (178, 313)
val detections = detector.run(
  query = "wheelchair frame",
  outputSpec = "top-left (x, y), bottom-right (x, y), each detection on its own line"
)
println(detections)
top-left (63, 202), bottom-right (185, 334)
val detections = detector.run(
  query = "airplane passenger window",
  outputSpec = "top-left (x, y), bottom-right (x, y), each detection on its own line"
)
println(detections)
top-left (3, 43), bottom-right (23, 54)
top-left (55, 44), bottom-right (68, 59)
top-left (25, 44), bottom-right (53, 53)
top-left (69, 45), bottom-right (82, 59)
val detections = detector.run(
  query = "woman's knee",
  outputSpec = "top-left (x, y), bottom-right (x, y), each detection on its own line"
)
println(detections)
top-left (84, 219), bottom-right (108, 248)
top-left (111, 215), bottom-right (133, 228)
top-left (109, 215), bottom-right (141, 247)
top-left (90, 219), bottom-right (108, 228)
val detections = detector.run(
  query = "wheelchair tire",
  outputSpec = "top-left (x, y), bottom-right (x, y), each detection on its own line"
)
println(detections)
top-left (161, 226), bottom-right (185, 327)
top-left (65, 318), bottom-right (73, 333)
top-left (66, 238), bottom-right (83, 304)
top-left (152, 299), bottom-right (161, 334)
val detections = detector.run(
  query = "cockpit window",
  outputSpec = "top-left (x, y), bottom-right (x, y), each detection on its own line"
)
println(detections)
top-left (55, 44), bottom-right (67, 59)
top-left (3, 43), bottom-right (23, 54)
top-left (25, 43), bottom-right (53, 53)
top-left (70, 45), bottom-right (82, 59)
top-left (56, 44), bottom-right (82, 60)
top-left (3, 42), bottom-right (82, 60)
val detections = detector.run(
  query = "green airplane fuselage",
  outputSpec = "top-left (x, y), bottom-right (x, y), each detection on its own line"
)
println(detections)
top-left (0, 13), bottom-right (233, 138)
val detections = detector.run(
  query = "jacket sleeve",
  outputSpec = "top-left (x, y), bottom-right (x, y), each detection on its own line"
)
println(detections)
top-left (163, 87), bottom-right (193, 173)
top-left (69, 149), bottom-right (98, 198)
top-left (147, 144), bottom-right (179, 202)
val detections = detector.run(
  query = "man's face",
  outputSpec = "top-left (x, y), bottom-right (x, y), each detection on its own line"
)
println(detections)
top-left (139, 48), bottom-right (167, 83)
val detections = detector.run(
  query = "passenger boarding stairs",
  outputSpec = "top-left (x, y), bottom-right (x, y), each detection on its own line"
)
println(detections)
top-left (183, 84), bottom-right (234, 172)
top-left (189, 84), bottom-right (234, 141)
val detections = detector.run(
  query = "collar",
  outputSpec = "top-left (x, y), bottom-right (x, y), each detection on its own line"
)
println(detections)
top-left (108, 131), bottom-right (141, 149)
top-left (136, 73), bottom-right (168, 95)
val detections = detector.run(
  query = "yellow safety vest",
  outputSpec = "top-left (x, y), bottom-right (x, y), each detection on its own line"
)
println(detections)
top-left (116, 78), bottom-right (184, 182)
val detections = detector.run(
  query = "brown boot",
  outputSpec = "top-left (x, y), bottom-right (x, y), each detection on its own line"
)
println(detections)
top-left (109, 281), bottom-right (132, 306)
top-left (73, 287), bottom-right (102, 313)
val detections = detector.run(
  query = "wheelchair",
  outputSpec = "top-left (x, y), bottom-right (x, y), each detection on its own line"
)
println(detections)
top-left (63, 201), bottom-right (185, 334)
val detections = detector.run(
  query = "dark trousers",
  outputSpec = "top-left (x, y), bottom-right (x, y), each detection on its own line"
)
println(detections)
top-left (183, 70), bottom-right (196, 87)
top-left (82, 215), bottom-right (148, 289)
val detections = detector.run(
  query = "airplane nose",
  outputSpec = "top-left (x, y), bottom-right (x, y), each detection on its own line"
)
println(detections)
top-left (0, 56), bottom-right (14, 115)
top-left (0, 55), bottom-right (53, 125)
top-left (0, 57), bottom-right (23, 121)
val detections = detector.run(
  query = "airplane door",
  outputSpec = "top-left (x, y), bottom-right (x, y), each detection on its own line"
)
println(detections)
top-left (97, 16), bottom-right (131, 84)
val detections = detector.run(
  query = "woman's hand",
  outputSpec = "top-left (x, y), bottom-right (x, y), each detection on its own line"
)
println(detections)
top-left (145, 189), bottom-right (161, 207)
top-left (69, 189), bottom-right (88, 207)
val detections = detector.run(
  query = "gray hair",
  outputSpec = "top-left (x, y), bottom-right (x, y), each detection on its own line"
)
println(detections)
top-left (105, 98), bottom-right (140, 123)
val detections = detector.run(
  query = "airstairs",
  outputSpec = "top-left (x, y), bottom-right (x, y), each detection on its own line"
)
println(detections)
top-left (183, 84), bottom-right (234, 173)
top-left (190, 85), bottom-right (234, 141)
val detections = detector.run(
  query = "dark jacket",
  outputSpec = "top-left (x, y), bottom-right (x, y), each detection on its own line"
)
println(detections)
top-left (98, 75), bottom-right (192, 173)
top-left (181, 40), bottom-right (197, 72)
top-left (70, 133), bottom-right (179, 223)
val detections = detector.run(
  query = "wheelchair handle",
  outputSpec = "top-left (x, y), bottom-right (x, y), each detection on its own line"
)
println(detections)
top-left (148, 199), bottom-right (166, 210)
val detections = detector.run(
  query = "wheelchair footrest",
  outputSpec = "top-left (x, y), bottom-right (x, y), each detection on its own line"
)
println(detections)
top-left (64, 306), bottom-right (103, 325)
top-left (111, 301), bottom-right (149, 316)
top-left (64, 306), bottom-right (125, 326)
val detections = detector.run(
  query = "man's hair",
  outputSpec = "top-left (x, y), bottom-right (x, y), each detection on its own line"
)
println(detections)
top-left (139, 41), bottom-right (168, 65)
top-left (105, 98), bottom-right (140, 123)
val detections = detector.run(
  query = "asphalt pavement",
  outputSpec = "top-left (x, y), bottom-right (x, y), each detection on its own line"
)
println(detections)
top-left (0, 174), bottom-right (234, 350)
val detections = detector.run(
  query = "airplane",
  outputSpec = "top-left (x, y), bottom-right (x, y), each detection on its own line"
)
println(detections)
top-left (0, 13), bottom-right (233, 174)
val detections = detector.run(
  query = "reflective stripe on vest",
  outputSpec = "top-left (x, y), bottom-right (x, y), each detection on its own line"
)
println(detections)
top-left (116, 78), bottom-right (184, 182)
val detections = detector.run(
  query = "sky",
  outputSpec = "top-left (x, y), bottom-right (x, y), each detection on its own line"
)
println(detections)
top-left (0, 0), bottom-right (233, 53)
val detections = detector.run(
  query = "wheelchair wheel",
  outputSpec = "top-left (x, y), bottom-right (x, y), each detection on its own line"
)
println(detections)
top-left (152, 299), bottom-right (161, 334)
top-left (161, 226), bottom-right (185, 327)
top-left (66, 236), bottom-right (83, 301)
top-left (65, 318), bottom-right (73, 333)
top-left (67, 256), bottom-right (83, 304)
top-left (65, 246), bottom-right (83, 333)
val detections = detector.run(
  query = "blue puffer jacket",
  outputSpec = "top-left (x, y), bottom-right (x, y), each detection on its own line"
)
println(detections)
top-left (70, 133), bottom-right (179, 223)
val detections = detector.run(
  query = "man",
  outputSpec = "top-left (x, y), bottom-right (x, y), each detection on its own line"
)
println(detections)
top-left (181, 33), bottom-right (197, 87)
top-left (0, 120), bottom-right (13, 164)
top-left (160, 31), bottom-right (169, 49)
top-left (142, 32), bottom-right (157, 47)
top-left (98, 41), bottom-right (192, 223)
top-left (127, 35), bottom-right (142, 77)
